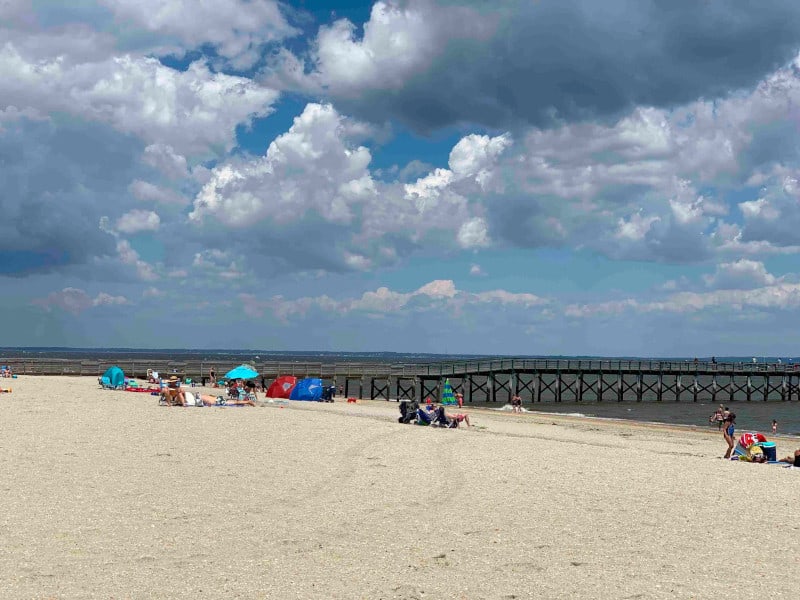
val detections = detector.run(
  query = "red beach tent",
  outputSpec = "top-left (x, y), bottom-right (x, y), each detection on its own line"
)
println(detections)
top-left (266, 375), bottom-right (297, 399)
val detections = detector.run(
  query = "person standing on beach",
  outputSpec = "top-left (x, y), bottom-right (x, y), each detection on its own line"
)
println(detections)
top-left (723, 413), bottom-right (736, 459)
top-left (772, 420), bottom-right (778, 434)
top-left (209, 366), bottom-right (216, 387)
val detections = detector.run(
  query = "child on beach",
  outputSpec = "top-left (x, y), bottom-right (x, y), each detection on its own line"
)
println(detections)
top-left (723, 413), bottom-right (736, 459)
top-left (772, 420), bottom-right (778, 434)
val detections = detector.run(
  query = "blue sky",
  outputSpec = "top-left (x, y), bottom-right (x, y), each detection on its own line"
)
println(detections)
top-left (5, 1), bottom-right (800, 356)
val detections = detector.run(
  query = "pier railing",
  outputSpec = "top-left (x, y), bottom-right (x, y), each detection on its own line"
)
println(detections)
top-left (0, 357), bottom-right (794, 378)
top-left (419, 359), bottom-right (797, 376)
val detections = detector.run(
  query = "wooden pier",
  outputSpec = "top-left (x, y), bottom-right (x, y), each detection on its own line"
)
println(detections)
top-left (2, 356), bottom-right (800, 403)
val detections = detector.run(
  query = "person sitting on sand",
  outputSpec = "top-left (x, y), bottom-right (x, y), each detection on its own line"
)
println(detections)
top-left (163, 375), bottom-right (186, 407)
top-left (779, 449), bottom-right (800, 467)
top-left (451, 412), bottom-right (471, 427)
top-left (722, 413), bottom-right (736, 459)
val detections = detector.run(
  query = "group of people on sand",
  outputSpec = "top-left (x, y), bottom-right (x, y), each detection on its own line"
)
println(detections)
top-left (1, 366), bottom-right (13, 378)
top-left (716, 402), bottom-right (800, 465)
top-left (160, 375), bottom-right (257, 407)
top-left (398, 400), bottom-right (471, 428)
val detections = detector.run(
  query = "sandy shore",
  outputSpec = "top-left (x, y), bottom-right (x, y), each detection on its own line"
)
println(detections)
top-left (1, 376), bottom-right (799, 599)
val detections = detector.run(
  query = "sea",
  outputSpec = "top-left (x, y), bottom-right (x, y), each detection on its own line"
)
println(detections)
top-left (3, 347), bottom-right (800, 436)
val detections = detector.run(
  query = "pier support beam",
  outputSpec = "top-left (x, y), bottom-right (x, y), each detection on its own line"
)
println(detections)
top-left (344, 377), bottom-right (363, 400)
top-left (370, 378), bottom-right (390, 400)
top-left (597, 370), bottom-right (604, 402)
top-left (536, 372), bottom-right (543, 403)
top-left (396, 378), bottom-right (415, 400)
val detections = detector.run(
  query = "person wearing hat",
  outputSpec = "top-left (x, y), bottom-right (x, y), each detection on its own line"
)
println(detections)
top-left (164, 375), bottom-right (186, 407)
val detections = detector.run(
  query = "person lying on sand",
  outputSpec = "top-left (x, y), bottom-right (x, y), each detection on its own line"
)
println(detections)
top-left (430, 405), bottom-right (471, 428)
top-left (195, 394), bottom-right (256, 407)
top-left (779, 449), bottom-right (800, 467)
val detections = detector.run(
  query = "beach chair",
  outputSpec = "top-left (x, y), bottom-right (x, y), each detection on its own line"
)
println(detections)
top-left (416, 407), bottom-right (433, 426)
top-left (432, 406), bottom-right (457, 428)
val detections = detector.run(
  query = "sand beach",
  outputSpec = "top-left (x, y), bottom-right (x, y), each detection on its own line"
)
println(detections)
top-left (1, 375), bottom-right (799, 599)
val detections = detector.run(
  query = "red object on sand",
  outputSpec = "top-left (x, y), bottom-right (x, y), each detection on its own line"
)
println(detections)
top-left (738, 432), bottom-right (767, 448)
top-left (266, 375), bottom-right (297, 399)
top-left (347, 397), bottom-right (357, 403)
top-left (125, 387), bottom-right (159, 393)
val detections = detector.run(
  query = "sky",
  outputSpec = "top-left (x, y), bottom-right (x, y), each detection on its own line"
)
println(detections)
top-left (4, 1), bottom-right (800, 356)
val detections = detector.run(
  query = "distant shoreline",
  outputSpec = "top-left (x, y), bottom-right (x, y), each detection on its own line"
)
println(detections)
top-left (1, 347), bottom-right (796, 363)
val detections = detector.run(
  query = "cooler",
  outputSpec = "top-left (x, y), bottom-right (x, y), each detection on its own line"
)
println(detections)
top-left (759, 442), bottom-right (777, 461)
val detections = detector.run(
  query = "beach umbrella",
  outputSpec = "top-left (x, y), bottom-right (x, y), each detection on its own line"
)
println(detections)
top-left (225, 364), bottom-right (259, 380)
top-left (441, 378), bottom-right (456, 405)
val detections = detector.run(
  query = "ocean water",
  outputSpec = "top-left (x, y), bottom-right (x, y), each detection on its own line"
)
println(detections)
top-left (516, 401), bottom-right (800, 437)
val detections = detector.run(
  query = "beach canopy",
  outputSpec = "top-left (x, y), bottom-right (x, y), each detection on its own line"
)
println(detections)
top-left (441, 378), bottom-right (456, 405)
top-left (225, 364), bottom-right (259, 380)
top-left (266, 375), bottom-right (297, 399)
top-left (289, 377), bottom-right (323, 401)
top-left (101, 365), bottom-right (125, 389)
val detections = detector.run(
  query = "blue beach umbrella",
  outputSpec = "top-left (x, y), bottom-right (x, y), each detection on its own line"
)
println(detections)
top-left (225, 364), bottom-right (259, 380)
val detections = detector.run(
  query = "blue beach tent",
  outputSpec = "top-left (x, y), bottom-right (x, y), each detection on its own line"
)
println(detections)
top-left (289, 378), bottom-right (323, 401)
top-left (100, 365), bottom-right (125, 389)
